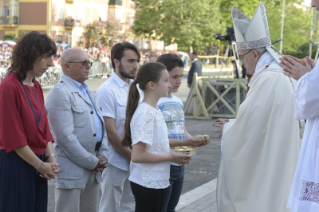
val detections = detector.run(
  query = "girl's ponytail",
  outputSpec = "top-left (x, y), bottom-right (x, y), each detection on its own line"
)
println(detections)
top-left (122, 80), bottom-right (140, 148)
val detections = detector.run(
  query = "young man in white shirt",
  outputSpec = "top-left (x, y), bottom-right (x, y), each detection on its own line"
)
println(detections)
top-left (96, 42), bottom-right (140, 212)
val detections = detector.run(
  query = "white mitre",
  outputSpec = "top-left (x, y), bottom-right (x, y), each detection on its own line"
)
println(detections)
top-left (231, 2), bottom-right (280, 63)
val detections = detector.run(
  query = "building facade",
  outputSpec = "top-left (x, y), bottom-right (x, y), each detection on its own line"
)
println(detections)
top-left (0, 0), bottom-right (176, 51)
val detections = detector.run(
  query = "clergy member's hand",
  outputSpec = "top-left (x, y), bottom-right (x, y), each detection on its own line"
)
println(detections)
top-left (187, 83), bottom-right (191, 88)
top-left (213, 119), bottom-right (229, 138)
top-left (279, 55), bottom-right (314, 80)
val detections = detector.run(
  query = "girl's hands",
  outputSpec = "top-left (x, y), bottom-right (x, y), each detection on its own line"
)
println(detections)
top-left (171, 153), bottom-right (191, 165)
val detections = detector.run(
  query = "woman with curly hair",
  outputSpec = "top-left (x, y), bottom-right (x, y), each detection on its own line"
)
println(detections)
top-left (0, 31), bottom-right (59, 212)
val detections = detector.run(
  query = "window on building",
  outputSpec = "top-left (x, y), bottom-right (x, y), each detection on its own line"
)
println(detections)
top-left (99, 9), bottom-right (106, 21)
top-left (76, 36), bottom-right (83, 46)
top-left (130, 17), bottom-right (134, 26)
top-left (66, 5), bottom-right (74, 18)
top-left (57, 35), bottom-right (62, 44)
top-left (76, 7), bottom-right (85, 21)
top-left (65, 32), bottom-right (72, 45)
top-left (115, 7), bottom-right (123, 22)
top-left (135, 40), bottom-right (140, 48)
top-left (109, 0), bottom-right (122, 6)
top-left (57, 5), bottom-right (64, 20)
top-left (0, 0), bottom-right (18, 24)
top-left (142, 40), bottom-right (148, 50)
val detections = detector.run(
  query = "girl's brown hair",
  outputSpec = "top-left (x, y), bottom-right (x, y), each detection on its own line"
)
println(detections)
top-left (122, 62), bottom-right (167, 148)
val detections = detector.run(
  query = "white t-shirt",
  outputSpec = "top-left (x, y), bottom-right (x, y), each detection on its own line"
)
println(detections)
top-left (158, 94), bottom-right (185, 166)
top-left (96, 73), bottom-right (133, 171)
top-left (129, 102), bottom-right (170, 189)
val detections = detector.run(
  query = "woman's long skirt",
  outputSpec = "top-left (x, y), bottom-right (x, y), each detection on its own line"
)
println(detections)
top-left (0, 150), bottom-right (47, 212)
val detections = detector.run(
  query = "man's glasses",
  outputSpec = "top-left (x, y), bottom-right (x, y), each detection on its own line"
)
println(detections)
top-left (68, 60), bottom-right (92, 67)
top-left (239, 50), bottom-right (253, 61)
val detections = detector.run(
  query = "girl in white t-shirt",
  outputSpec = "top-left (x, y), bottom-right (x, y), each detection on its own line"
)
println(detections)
top-left (122, 62), bottom-right (190, 212)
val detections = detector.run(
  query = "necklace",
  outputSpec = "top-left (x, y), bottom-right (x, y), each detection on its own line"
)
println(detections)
top-left (20, 80), bottom-right (42, 127)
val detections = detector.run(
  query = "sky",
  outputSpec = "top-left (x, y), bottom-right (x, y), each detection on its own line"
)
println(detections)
top-left (304, 0), bottom-right (311, 7)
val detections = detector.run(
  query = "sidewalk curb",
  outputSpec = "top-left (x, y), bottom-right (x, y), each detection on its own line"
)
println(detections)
top-left (176, 178), bottom-right (217, 211)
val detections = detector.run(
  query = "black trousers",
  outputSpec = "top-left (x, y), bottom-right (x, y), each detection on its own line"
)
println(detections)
top-left (130, 181), bottom-right (170, 212)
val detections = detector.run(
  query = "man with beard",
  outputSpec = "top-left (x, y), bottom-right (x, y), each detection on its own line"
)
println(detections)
top-left (97, 42), bottom-right (139, 212)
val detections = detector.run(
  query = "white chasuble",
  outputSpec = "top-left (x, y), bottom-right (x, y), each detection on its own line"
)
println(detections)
top-left (288, 62), bottom-right (319, 212)
top-left (217, 57), bottom-right (301, 212)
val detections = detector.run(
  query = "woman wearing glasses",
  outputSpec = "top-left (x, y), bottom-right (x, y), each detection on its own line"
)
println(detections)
top-left (0, 31), bottom-right (59, 212)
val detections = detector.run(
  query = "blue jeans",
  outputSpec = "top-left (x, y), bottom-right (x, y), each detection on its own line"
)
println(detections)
top-left (163, 165), bottom-right (185, 212)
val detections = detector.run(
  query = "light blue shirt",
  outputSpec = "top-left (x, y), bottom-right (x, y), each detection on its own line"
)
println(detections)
top-left (65, 75), bottom-right (103, 142)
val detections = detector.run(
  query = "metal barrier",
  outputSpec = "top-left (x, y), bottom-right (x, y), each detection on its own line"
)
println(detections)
top-left (198, 55), bottom-right (233, 68)
top-left (184, 73), bottom-right (247, 119)
top-left (34, 62), bottom-right (111, 87)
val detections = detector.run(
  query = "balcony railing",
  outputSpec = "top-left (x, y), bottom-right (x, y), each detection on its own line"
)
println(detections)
top-left (0, 16), bottom-right (18, 27)
top-left (65, 19), bottom-right (80, 28)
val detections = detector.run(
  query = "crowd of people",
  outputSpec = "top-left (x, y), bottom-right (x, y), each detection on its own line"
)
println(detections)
top-left (0, 32), bottom-right (210, 212)
top-left (1, 1), bottom-right (319, 212)
top-left (0, 46), bottom-right (13, 83)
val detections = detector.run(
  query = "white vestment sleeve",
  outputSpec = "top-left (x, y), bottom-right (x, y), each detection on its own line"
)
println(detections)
top-left (295, 68), bottom-right (319, 120)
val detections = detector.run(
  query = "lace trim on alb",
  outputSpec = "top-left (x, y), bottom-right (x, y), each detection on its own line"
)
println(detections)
top-left (295, 179), bottom-right (319, 204)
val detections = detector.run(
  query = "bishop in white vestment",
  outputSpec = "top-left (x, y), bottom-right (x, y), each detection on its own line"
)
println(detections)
top-left (216, 3), bottom-right (301, 212)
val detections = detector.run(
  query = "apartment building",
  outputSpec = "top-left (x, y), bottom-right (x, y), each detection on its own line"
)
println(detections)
top-left (0, 0), bottom-right (176, 51)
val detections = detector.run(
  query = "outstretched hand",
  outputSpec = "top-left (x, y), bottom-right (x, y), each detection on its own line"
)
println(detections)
top-left (213, 119), bottom-right (229, 138)
top-left (279, 55), bottom-right (314, 80)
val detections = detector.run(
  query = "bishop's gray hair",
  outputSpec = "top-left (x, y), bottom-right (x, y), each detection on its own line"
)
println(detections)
top-left (254, 47), bottom-right (267, 56)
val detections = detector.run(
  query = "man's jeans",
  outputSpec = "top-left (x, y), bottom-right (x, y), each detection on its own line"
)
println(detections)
top-left (163, 165), bottom-right (185, 212)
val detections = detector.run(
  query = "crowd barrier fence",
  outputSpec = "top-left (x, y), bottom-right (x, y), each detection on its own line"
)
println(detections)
top-left (184, 73), bottom-right (248, 119)
top-left (0, 62), bottom-right (111, 87)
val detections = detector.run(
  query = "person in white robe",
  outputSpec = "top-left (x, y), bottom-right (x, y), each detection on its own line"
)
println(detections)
top-left (279, 0), bottom-right (319, 207)
top-left (214, 3), bottom-right (301, 212)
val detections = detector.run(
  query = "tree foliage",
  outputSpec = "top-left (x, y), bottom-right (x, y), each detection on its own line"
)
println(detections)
top-left (134, 0), bottom-right (223, 52)
top-left (134, 0), bottom-right (312, 56)
top-left (83, 15), bottom-right (130, 48)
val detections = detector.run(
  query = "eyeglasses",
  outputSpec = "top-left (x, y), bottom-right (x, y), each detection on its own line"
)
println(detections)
top-left (239, 50), bottom-right (253, 61)
top-left (68, 60), bottom-right (92, 67)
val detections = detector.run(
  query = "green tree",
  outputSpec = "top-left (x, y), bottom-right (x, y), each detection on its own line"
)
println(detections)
top-left (219, 0), bottom-right (311, 57)
top-left (133, 0), bottom-right (223, 52)
top-left (134, 0), bottom-right (311, 56)
top-left (4, 33), bottom-right (15, 41)
top-left (83, 15), bottom-right (123, 48)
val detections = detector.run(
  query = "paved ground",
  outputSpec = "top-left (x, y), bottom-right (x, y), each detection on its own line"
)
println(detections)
top-left (177, 179), bottom-right (217, 212)
top-left (45, 73), bottom-right (222, 212)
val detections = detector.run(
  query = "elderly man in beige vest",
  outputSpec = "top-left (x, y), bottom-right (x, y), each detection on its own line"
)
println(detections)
top-left (214, 2), bottom-right (301, 212)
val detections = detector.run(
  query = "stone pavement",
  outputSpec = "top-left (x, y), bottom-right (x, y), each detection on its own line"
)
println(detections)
top-left (176, 179), bottom-right (217, 212)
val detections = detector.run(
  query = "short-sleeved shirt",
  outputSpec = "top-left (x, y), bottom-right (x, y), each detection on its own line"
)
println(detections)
top-left (129, 102), bottom-right (170, 189)
top-left (158, 94), bottom-right (185, 166)
top-left (0, 73), bottom-right (53, 154)
top-left (96, 73), bottom-right (133, 171)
